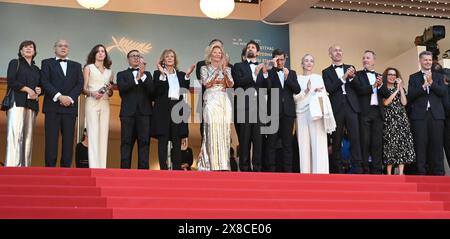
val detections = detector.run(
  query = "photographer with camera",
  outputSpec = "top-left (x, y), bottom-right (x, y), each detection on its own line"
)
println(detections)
top-left (116, 50), bottom-right (154, 169)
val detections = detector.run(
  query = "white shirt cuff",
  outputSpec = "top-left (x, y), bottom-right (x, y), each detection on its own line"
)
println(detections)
top-left (159, 74), bottom-right (167, 81)
top-left (141, 73), bottom-right (147, 82)
top-left (53, 92), bottom-right (62, 102)
top-left (263, 73), bottom-right (269, 79)
top-left (68, 96), bottom-right (74, 104)
top-left (185, 75), bottom-right (190, 80)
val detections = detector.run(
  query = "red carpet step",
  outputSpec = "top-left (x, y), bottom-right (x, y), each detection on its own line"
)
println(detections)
top-left (0, 167), bottom-right (449, 219)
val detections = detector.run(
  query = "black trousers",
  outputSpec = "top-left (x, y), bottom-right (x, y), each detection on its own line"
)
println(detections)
top-left (266, 115), bottom-right (295, 172)
top-left (158, 100), bottom-right (182, 170)
top-left (330, 97), bottom-right (362, 174)
top-left (237, 121), bottom-right (262, 172)
top-left (120, 114), bottom-right (150, 169)
top-left (359, 106), bottom-right (384, 174)
top-left (44, 112), bottom-right (77, 167)
top-left (445, 117), bottom-right (450, 169)
top-left (411, 111), bottom-right (445, 175)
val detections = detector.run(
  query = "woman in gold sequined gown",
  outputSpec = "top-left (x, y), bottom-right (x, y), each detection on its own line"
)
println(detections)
top-left (197, 45), bottom-right (234, 171)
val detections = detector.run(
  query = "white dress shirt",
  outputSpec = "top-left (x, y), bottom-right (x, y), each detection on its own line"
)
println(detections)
top-left (53, 57), bottom-right (73, 104)
top-left (247, 60), bottom-right (257, 82)
top-left (277, 70), bottom-right (285, 88)
top-left (333, 65), bottom-right (347, 95)
top-left (366, 71), bottom-right (379, 106)
top-left (167, 72), bottom-right (180, 100)
top-left (422, 71), bottom-right (431, 110)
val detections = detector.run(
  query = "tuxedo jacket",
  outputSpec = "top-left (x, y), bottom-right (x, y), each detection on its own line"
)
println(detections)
top-left (407, 71), bottom-right (447, 120)
top-left (322, 64), bottom-right (360, 114)
top-left (40, 58), bottom-right (83, 115)
top-left (353, 70), bottom-right (391, 120)
top-left (265, 68), bottom-right (301, 118)
top-left (116, 68), bottom-right (154, 117)
top-left (151, 70), bottom-right (190, 138)
top-left (232, 61), bottom-right (266, 111)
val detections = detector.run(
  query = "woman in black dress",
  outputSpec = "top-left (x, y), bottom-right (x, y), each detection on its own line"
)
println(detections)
top-left (382, 67), bottom-right (415, 175)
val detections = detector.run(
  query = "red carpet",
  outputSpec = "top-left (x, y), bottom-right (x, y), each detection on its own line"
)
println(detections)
top-left (0, 167), bottom-right (449, 218)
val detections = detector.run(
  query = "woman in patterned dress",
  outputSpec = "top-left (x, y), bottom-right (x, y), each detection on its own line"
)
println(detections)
top-left (197, 44), bottom-right (234, 171)
top-left (382, 67), bottom-right (415, 175)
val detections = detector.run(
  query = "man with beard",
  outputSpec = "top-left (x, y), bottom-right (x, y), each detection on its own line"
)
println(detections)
top-left (231, 40), bottom-right (266, 171)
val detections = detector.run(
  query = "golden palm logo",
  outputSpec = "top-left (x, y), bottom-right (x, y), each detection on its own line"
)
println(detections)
top-left (106, 36), bottom-right (152, 55)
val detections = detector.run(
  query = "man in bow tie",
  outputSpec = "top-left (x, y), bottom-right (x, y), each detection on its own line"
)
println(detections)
top-left (231, 40), bottom-right (266, 172)
top-left (116, 50), bottom-right (154, 169)
top-left (40, 39), bottom-right (84, 167)
top-left (408, 51), bottom-right (447, 175)
top-left (263, 49), bottom-right (300, 172)
top-left (353, 50), bottom-right (390, 174)
top-left (322, 45), bottom-right (363, 174)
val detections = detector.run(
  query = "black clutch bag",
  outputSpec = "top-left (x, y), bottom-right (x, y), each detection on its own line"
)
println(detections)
top-left (0, 88), bottom-right (14, 111)
top-left (1, 59), bottom-right (19, 111)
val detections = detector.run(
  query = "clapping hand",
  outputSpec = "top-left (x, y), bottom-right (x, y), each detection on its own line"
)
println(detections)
top-left (186, 64), bottom-right (196, 78)
top-left (157, 62), bottom-right (166, 75)
top-left (375, 75), bottom-right (383, 88)
top-left (425, 72), bottom-right (433, 85)
top-left (305, 79), bottom-right (312, 94)
top-left (344, 66), bottom-right (355, 81)
top-left (283, 68), bottom-right (289, 79)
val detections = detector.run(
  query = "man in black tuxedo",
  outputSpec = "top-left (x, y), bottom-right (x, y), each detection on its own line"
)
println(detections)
top-left (232, 40), bottom-right (265, 172)
top-left (40, 40), bottom-right (84, 167)
top-left (353, 50), bottom-right (391, 174)
top-left (264, 49), bottom-right (300, 172)
top-left (116, 50), bottom-right (154, 169)
top-left (322, 45), bottom-right (362, 174)
top-left (444, 77), bottom-right (450, 169)
top-left (408, 51), bottom-right (447, 175)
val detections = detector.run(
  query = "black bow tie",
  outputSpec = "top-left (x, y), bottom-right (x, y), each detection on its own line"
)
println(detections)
top-left (248, 61), bottom-right (258, 65)
top-left (333, 65), bottom-right (343, 69)
top-left (57, 59), bottom-right (67, 63)
top-left (130, 68), bottom-right (139, 72)
top-left (275, 68), bottom-right (284, 72)
top-left (365, 69), bottom-right (376, 74)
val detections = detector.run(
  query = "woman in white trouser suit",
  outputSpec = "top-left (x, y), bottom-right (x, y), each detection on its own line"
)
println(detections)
top-left (82, 44), bottom-right (114, 168)
top-left (294, 54), bottom-right (331, 174)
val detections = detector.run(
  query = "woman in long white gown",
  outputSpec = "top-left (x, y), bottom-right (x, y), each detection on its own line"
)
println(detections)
top-left (197, 45), bottom-right (234, 171)
top-left (294, 54), bottom-right (335, 174)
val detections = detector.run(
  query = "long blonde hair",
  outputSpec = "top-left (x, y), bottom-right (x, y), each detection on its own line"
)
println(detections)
top-left (204, 44), bottom-right (225, 65)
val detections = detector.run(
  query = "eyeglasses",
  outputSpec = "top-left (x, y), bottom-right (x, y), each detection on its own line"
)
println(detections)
top-left (129, 54), bottom-right (141, 58)
top-left (387, 73), bottom-right (397, 76)
top-left (56, 44), bottom-right (69, 48)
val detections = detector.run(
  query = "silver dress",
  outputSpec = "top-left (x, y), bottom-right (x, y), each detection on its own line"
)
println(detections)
top-left (197, 65), bottom-right (233, 171)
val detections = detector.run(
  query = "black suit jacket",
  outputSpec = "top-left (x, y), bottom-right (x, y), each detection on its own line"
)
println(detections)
top-left (322, 64), bottom-right (360, 113)
top-left (116, 68), bottom-right (154, 117)
top-left (353, 70), bottom-right (391, 119)
top-left (232, 61), bottom-right (266, 111)
top-left (265, 68), bottom-right (300, 118)
top-left (444, 84), bottom-right (450, 117)
top-left (7, 58), bottom-right (41, 112)
top-left (408, 71), bottom-right (447, 120)
top-left (40, 58), bottom-right (83, 115)
top-left (152, 70), bottom-right (190, 138)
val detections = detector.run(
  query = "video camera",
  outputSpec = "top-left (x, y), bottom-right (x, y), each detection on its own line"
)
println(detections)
top-left (415, 25), bottom-right (446, 60)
